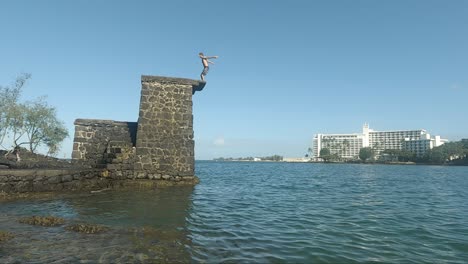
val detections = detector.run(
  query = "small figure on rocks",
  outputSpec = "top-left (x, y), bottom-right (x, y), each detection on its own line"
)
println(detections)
top-left (199, 52), bottom-right (218, 81)
top-left (13, 146), bottom-right (21, 162)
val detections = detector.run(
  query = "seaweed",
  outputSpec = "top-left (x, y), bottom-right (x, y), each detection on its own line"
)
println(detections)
top-left (19, 216), bottom-right (65, 226)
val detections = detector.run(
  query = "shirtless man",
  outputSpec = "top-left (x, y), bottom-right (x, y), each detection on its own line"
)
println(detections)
top-left (199, 52), bottom-right (218, 81)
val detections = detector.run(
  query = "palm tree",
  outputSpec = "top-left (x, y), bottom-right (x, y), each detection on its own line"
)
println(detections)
top-left (342, 139), bottom-right (350, 158)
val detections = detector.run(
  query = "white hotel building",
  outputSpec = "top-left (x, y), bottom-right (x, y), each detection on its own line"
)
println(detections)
top-left (312, 124), bottom-right (447, 159)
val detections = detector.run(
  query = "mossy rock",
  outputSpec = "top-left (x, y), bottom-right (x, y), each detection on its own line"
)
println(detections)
top-left (129, 226), bottom-right (190, 262)
top-left (19, 216), bottom-right (65, 226)
top-left (130, 226), bottom-right (186, 241)
top-left (65, 223), bottom-right (109, 234)
top-left (0, 231), bottom-right (14, 242)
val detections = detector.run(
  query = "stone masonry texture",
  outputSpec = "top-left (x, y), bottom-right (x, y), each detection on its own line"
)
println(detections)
top-left (135, 76), bottom-right (204, 176)
top-left (72, 75), bottom-right (205, 178)
top-left (72, 119), bottom-right (137, 166)
top-left (0, 169), bottom-right (199, 193)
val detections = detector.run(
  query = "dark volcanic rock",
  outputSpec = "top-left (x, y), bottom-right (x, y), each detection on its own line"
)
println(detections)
top-left (0, 149), bottom-right (83, 170)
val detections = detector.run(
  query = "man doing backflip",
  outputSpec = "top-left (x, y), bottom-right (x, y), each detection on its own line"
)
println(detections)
top-left (199, 52), bottom-right (218, 81)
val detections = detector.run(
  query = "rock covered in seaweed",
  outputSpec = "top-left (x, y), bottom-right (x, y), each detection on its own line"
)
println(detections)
top-left (18, 216), bottom-right (65, 226)
top-left (66, 223), bottom-right (109, 234)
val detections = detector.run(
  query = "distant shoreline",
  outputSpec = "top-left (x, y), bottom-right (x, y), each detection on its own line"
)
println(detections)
top-left (201, 160), bottom-right (466, 166)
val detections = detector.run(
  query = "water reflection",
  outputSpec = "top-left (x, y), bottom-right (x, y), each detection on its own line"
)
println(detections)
top-left (0, 187), bottom-right (195, 263)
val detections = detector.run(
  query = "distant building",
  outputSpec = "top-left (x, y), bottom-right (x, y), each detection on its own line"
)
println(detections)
top-left (402, 135), bottom-right (448, 157)
top-left (313, 133), bottom-right (365, 159)
top-left (363, 123), bottom-right (427, 154)
top-left (312, 124), bottom-right (448, 159)
top-left (283, 157), bottom-right (310, 162)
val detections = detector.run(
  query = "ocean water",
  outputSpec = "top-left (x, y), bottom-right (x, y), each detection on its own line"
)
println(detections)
top-left (1, 161), bottom-right (468, 263)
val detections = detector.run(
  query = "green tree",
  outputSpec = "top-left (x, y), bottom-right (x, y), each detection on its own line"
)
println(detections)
top-left (320, 148), bottom-right (331, 162)
top-left (359, 147), bottom-right (374, 162)
top-left (0, 73), bottom-right (31, 149)
top-left (8, 103), bottom-right (28, 149)
top-left (423, 148), bottom-right (445, 164)
top-left (461, 139), bottom-right (468, 150)
top-left (261, 155), bottom-right (283, 161)
top-left (307, 147), bottom-right (313, 158)
top-left (398, 150), bottom-right (417, 162)
top-left (342, 139), bottom-right (350, 157)
top-left (23, 98), bottom-right (67, 153)
top-left (0, 74), bottom-right (68, 156)
top-left (381, 149), bottom-right (416, 162)
top-left (423, 141), bottom-right (466, 164)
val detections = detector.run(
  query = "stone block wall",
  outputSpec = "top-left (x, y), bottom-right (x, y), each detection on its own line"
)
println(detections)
top-left (0, 169), bottom-right (111, 193)
top-left (72, 119), bottom-right (137, 166)
top-left (71, 75), bottom-right (205, 178)
top-left (2, 75), bottom-right (205, 194)
top-left (0, 169), bottom-right (198, 193)
top-left (134, 76), bottom-right (204, 176)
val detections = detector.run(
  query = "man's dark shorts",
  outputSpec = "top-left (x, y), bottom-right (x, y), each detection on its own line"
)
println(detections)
top-left (202, 66), bottom-right (209, 76)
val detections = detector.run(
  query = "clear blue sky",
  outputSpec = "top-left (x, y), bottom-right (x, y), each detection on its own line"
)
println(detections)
top-left (1, 0), bottom-right (467, 160)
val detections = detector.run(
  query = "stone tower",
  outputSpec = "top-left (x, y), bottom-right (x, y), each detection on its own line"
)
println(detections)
top-left (134, 76), bottom-right (205, 177)
top-left (72, 75), bottom-right (205, 180)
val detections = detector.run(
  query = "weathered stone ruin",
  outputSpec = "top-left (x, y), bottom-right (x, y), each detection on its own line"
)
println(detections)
top-left (0, 76), bottom-right (205, 194)
top-left (72, 76), bottom-right (205, 181)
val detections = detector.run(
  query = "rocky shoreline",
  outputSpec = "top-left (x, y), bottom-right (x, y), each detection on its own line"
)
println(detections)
top-left (0, 148), bottom-right (199, 199)
top-left (0, 168), bottom-right (198, 200)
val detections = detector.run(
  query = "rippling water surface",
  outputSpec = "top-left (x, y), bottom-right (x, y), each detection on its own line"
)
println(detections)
top-left (1, 162), bottom-right (468, 263)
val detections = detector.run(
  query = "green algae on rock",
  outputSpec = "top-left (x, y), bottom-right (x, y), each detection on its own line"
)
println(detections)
top-left (19, 216), bottom-right (65, 227)
top-left (129, 226), bottom-right (190, 263)
top-left (0, 231), bottom-right (14, 242)
top-left (65, 223), bottom-right (109, 234)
